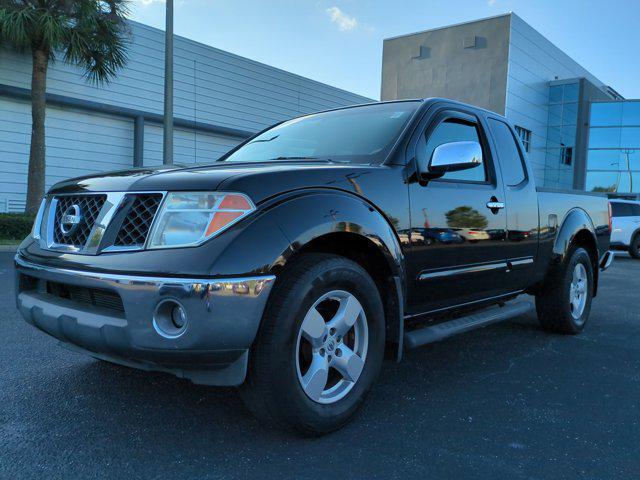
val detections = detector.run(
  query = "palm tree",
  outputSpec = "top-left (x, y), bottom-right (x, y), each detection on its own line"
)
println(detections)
top-left (0, 0), bottom-right (129, 214)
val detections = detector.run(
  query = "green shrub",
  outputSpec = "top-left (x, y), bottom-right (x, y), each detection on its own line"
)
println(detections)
top-left (0, 213), bottom-right (35, 241)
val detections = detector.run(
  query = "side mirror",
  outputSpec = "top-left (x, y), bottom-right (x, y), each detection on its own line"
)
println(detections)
top-left (422, 141), bottom-right (483, 180)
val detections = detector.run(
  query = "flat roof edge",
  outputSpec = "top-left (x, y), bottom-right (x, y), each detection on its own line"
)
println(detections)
top-left (383, 12), bottom-right (512, 42)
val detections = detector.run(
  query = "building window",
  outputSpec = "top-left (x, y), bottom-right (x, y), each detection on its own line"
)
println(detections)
top-left (561, 146), bottom-right (573, 166)
top-left (587, 100), bottom-right (640, 193)
top-left (514, 125), bottom-right (532, 152)
top-left (544, 81), bottom-right (580, 188)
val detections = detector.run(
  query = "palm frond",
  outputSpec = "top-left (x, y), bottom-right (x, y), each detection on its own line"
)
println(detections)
top-left (0, 6), bottom-right (36, 50)
top-left (36, 10), bottom-right (66, 49)
top-left (2, 0), bottom-right (130, 83)
top-left (63, 0), bottom-right (130, 84)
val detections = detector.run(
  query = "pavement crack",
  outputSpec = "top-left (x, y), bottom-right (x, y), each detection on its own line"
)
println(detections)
top-left (474, 338), bottom-right (559, 382)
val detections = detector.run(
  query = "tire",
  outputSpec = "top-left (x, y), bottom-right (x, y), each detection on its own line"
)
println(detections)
top-left (535, 247), bottom-right (594, 334)
top-left (629, 234), bottom-right (640, 259)
top-left (240, 253), bottom-right (385, 435)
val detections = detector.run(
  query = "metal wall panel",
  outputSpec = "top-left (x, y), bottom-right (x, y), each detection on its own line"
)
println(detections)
top-left (0, 22), bottom-right (370, 133)
top-left (0, 97), bottom-right (133, 212)
top-left (506, 13), bottom-right (608, 187)
top-left (143, 123), bottom-right (240, 167)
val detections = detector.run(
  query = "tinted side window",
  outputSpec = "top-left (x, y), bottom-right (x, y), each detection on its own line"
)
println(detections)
top-left (489, 119), bottom-right (526, 186)
top-left (632, 204), bottom-right (640, 216)
top-left (611, 202), bottom-right (633, 217)
top-left (424, 119), bottom-right (487, 182)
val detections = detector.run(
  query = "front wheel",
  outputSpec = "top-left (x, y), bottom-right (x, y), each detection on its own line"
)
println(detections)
top-left (240, 253), bottom-right (385, 435)
top-left (536, 247), bottom-right (594, 334)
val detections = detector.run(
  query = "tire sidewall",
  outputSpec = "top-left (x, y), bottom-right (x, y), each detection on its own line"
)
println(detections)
top-left (560, 247), bottom-right (594, 330)
top-left (265, 258), bottom-right (385, 432)
top-left (630, 234), bottom-right (640, 259)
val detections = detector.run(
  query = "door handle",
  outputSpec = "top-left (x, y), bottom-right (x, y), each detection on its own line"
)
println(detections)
top-left (486, 201), bottom-right (505, 210)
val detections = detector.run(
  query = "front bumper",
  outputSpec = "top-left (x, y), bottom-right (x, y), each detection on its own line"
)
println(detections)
top-left (14, 255), bottom-right (275, 386)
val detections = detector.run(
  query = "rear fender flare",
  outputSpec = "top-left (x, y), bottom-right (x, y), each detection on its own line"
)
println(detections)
top-left (550, 208), bottom-right (599, 294)
top-left (552, 208), bottom-right (597, 263)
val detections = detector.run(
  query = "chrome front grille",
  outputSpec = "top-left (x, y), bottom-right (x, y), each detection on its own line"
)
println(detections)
top-left (114, 194), bottom-right (163, 247)
top-left (52, 194), bottom-right (106, 246)
top-left (39, 191), bottom-right (165, 254)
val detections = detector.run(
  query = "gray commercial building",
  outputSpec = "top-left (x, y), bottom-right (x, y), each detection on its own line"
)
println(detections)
top-left (0, 21), bottom-right (371, 212)
top-left (382, 13), bottom-right (639, 198)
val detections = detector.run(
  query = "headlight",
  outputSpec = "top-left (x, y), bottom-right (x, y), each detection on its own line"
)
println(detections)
top-left (148, 192), bottom-right (255, 249)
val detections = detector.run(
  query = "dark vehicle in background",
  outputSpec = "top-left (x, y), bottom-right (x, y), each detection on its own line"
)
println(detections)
top-left (15, 99), bottom-right (613, 435)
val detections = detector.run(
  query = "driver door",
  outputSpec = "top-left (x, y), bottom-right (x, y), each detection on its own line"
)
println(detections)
top-left (405, 108), bottom-right (510, 315)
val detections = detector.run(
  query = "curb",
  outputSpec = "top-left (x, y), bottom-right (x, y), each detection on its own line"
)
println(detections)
top-left (0, 245), bottom-right (18, 253)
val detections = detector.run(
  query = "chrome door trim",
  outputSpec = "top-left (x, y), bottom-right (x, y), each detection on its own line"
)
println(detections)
top-left (418, 260), bottom-right (508, 281)
top-left (507, 257), bottom-right (534, 268)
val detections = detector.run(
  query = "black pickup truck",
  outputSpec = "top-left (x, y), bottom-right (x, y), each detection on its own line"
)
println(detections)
top-left (15, 98), bottom-right (613, 435)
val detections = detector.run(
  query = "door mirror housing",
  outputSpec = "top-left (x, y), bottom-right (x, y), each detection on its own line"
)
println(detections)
top-left (420, 141), bottom-right (483, 180)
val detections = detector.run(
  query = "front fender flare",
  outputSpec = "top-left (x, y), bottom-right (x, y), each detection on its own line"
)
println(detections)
top-left (270, 189), bottom-right (407, 360)
top-left (269, 190), bottom-right (405, 279)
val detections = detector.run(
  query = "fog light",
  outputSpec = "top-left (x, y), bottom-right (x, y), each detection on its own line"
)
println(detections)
top-left (153, 299), bottom-right (188, 338)
top-left (171, 304), bottom-right (187, 329)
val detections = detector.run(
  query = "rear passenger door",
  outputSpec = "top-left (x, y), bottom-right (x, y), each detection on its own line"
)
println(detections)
top-left (486, 117), bottom-right (539, 291)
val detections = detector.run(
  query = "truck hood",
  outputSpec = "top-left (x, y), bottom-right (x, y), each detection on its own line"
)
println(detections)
top-left (48, 161), bottom-right (383, 204)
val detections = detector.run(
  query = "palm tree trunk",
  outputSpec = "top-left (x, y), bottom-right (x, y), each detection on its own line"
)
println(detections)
top-left (25, 48), bottom-right (49, 215)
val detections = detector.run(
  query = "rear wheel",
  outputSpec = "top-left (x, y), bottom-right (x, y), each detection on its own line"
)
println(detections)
top-left (240, 253), bottom-right (385, 435)
top-left (536, 247), bottom-right (594, 334)
top-left (629, 234), bottom-right (640, 259)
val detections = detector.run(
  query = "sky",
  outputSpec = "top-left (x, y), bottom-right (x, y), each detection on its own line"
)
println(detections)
top-left (129, 0), bottom-right (640, 100)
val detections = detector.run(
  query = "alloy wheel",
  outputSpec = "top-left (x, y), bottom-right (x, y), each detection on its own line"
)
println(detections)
top-left (295, 290), bottom-right (369, 404)
top-left (569, 263), bottom-right (588, 321)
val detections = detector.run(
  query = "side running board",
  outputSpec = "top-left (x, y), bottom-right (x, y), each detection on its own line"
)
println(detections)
top-left (404, 301), bottom-right (534, 350)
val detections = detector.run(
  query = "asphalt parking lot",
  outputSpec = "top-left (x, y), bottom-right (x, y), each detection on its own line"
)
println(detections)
top-left (1, 251), bottom-right (639, 480)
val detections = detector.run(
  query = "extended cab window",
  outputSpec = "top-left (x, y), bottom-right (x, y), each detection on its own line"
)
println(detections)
top-left (489, 119), bottom-right (527, 186)
top-left (424, 119), bottom-right (487, 182)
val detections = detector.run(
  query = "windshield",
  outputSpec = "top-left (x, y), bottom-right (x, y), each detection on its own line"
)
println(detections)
top-left (221, 101), bottom-right (419, 164)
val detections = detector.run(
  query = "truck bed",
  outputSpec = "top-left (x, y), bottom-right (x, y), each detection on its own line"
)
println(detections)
top-left (534, 187), bottom-right (610, 282)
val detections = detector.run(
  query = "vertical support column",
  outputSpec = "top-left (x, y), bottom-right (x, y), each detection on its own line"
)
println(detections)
top-left (573, 78), bottom-right (589, 191)
top-left (163, 0), bottom-right (174, 165)
top-left (134, 115), bottom-right (145, 167)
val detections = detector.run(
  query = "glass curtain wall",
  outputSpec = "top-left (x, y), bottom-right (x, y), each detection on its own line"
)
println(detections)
top-left (586, 101), bottom-right (640, 193)
top-left (544, 82), bottom-right (579, 189)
